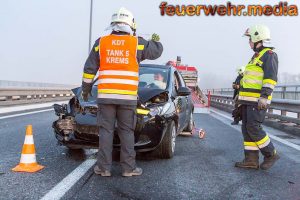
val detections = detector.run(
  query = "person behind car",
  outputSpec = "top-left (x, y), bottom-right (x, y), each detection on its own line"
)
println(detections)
top-left (231, 66), bottom-right (244, 125)
top-left (80, 7), bottom-right (163, 177)
top-left (153, 72), bottom-right (167, 89)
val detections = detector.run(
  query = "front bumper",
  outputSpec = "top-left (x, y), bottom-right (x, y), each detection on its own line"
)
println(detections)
top-left (52, 113), bottom-right (171, 152)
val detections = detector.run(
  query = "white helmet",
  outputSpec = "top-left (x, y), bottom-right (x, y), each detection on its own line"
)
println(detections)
top-left (244, 24), bottom-right (271, 43)
top-left (111, 7), bottom-right (136, 30)
top-left (236, 66), bottom-right (245, 75)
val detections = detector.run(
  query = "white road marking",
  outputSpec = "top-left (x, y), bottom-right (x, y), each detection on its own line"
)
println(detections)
top-left (194, 107), bottom-right (210, 114)
top-left (210, 109), bottom-right (300, 152)
top-left (40, 159), bottom-right (97, 200)
top-left (0, 109), bottom-right (53, 120)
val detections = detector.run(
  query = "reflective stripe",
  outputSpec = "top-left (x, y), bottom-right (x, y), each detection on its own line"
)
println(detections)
top-left (98, 79), bottom-right (138, 85)
top-left (244, 135), bottom-right (271, 149)
top-left (263, 79), bottom-right (277, 85)
top-left (24, 135), bottom-right (34, 144)
top-left (137, 108), bottom-right (150, 115)
top-left (238, 96), bottom-right (271, 104)
top-left (244, 146), bottom-right (259, 150)
top-left (239, 91), bottom-right (272, 100)
top-left (20, 154), bottom-right (37, 164)
top-left (98, 93), bottom-right (137, 100)
top-left (263, 83), bottom-right (275, 89)
top-left (98, 89), bottom-right (137, 95)
top-left (83, 73), bottom-right (95, 79)
top-left (243, 79), bottom-right (263, 84)
top-left (99, 75), bottom-right (139, 81)
top-left (258, 139), bottom-right (270, 148)
top-left (244, 71), bottom-right (264, 77)
top-left (238, 95), bottom-right (258, 102)
top-left (99, 70), bottom-right (138, 77)
top-left (256, 135), bottom-right (270, 146)
top-left (244, 141), bottom-right (257, 147)
top-left (82, 78), bottom-right (93, 83)
top-left (137, 45), bottom-right (144, 50)
top-left (239, 91), bottom-right (260, 98)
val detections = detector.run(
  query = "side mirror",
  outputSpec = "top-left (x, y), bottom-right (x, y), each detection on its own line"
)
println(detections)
top-left (177, 87), bottom-right (191, 96)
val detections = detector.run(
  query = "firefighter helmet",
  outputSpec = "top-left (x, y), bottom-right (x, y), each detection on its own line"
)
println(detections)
top-left (111, 7), bottom-right (136, 30)
top-left (244, 25), bottom-right (271, 43)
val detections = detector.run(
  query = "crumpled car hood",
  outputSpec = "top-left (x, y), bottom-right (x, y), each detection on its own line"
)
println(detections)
top-left (138, 88), bottom-right (168, 104)
top-left (74, 87), bottom-right (168, 106)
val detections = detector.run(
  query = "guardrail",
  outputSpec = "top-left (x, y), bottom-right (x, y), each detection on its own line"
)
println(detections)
top-left (209, 94), bottom-right (300, 135)
top-left (0, 88), bottom-right (75, 106)
top-left (206, 85), bottom-right (300, 100)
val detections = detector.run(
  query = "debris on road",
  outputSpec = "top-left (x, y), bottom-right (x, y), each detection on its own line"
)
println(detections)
top-left (192, 127), bottom-right (206, 139)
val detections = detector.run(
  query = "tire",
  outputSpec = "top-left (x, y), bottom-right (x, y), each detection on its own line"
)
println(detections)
top-left (66, 145), bottom-right (82, 150)
top-left (156, 121), bottom-right (176, 159)
top-left (184, 112), bottom-right (194, 132)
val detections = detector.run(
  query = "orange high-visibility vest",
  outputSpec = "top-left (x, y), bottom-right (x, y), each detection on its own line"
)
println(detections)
top-left (98, 35), bottom-right (139, 101)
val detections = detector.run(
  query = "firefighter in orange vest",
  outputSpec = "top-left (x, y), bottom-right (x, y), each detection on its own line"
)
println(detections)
top-left (81, 7), bottom-right (163, 177)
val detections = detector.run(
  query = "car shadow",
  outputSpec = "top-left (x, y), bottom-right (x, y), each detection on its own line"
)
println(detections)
top-left (65, 148), bottom-right (87, 161)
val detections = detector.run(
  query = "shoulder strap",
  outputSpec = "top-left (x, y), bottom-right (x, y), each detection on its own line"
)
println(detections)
top-left (253, 48), bottom-right (271, 66)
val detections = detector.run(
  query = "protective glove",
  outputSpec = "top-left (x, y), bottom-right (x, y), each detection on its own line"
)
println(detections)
top-left (151, 33), bottom-right (160, 42)
top-left (81, 91), bottom-right (90, 102)
top-left (258, 97), bottom-right (268, 110)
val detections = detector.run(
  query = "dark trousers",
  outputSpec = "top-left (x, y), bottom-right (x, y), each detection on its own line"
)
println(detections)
top-left (232, 103), bottom-right (241, 123)
top-left (241, 105), bottom-right (275, 157)
top-left (97, 104), bottom-right (137, 172)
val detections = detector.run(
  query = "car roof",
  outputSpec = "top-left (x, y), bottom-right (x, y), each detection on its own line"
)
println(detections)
top-left (140, 64), bottom-right (172, 69)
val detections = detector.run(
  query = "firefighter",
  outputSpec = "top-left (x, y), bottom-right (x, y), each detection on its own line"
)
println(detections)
top-left (81, 7), bottom-right (163, 177)
top-left (231, 66), bottom-right (244, 125)
top-left (235, 25), bottom-right (279, 170)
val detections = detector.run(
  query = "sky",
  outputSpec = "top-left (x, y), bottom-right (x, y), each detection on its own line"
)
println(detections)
top-left (0, 0), bottom-right (299, 89)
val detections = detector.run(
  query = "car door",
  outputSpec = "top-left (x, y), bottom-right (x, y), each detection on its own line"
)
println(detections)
top-left (172, 71), bottom-right (187, 132)
top-left (177, 72), bottom-right (192, 125)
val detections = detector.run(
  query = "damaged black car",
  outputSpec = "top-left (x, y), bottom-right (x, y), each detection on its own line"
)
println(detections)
top-left (53, 64), bottom-right (194, 158)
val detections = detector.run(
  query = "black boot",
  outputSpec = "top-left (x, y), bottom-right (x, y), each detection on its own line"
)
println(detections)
top-left (235, 151), bottom-right (259, 169)
top-left (231, 121), bottom-right (239, 125)
top-left (260, 151), bottom-right (280, 170)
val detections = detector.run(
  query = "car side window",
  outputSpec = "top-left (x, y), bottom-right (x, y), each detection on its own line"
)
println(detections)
top-left (173, 72), bottom-right (181, 92)
top-left (177, 72), bottom-right (186, 87)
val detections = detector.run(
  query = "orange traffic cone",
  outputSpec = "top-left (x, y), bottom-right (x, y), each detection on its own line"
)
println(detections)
top-left (12, 125), bottom-right (44, 173)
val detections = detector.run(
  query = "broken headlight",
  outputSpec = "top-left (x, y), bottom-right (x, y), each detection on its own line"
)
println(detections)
top-left (149, 102), bottom-right (171, 117)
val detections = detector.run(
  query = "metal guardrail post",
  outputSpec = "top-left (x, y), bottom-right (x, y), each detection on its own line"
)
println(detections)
top-left (207, 91), bottom-right (211, 107)
top-left (282, 86), bottom-right (286, 99)
top-left (281, 110), bottom-right (287, 116)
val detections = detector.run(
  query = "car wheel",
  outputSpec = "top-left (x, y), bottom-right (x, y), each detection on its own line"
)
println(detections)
top-left (66, 145), bottom-right (82, 150)
top-left (184, 112), bottom-right (194, 132)
top-left (156, 121), bottom-right (176, 159)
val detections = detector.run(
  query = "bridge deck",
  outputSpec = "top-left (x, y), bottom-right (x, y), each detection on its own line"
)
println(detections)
top-left (0, 109), bottom-right (299, 199)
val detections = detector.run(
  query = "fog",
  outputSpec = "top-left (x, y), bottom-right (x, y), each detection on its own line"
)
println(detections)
top-left (0, 0), bottom-right (299, 89)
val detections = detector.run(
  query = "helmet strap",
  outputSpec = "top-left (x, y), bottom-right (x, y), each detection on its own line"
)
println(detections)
top-left (253, 41), bottom-right (263, 52)
top-left (132, 18), bottom-right (136, 36)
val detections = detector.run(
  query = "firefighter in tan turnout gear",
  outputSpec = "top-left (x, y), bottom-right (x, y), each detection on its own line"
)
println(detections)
top-left (81, 7), bottom-right (163, 176)
top-left (235, 25), bottom-right (280, 170)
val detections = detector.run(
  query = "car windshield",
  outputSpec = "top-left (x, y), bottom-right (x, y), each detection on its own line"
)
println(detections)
top-left (87, 66), bottom-right (169, 101)
top-left (139, 67), bottom-right (169, 90)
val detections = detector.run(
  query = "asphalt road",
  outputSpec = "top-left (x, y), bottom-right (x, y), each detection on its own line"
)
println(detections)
top-left (0, 109), bottom-right (300, 200)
